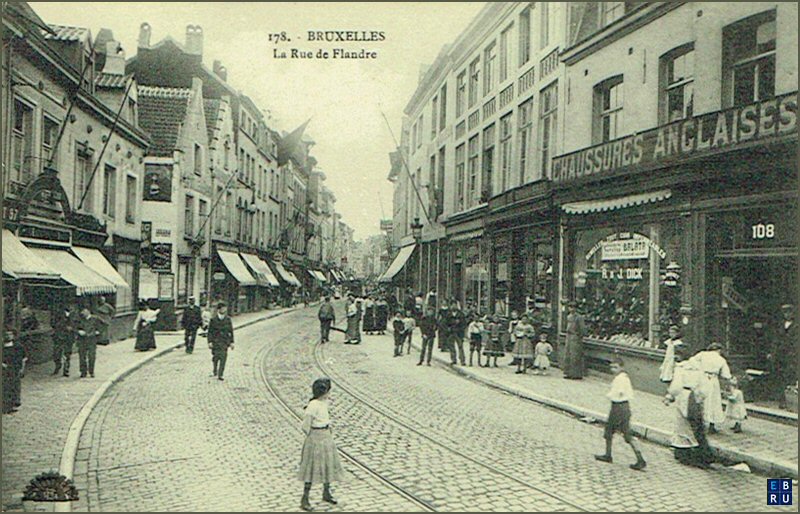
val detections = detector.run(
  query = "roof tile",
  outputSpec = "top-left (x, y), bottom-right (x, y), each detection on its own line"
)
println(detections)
top-left (137, 86), bottom-right (192, 157)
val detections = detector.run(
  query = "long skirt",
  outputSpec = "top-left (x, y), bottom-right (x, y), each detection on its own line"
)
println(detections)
top-left (134, 323), bottom-right (156, 351)
top-left (702, 374), bottom-right (725, 425)
top-left (376, 305), bottom-right (388, 331)
top-left (562, 334), bottom-right (584, 378)
top-left (363, 307), bottom-right (376, 332)
top-left (482, 338), bottom-right (505, 357)
top-left (297, 429), bottom-right (346, 483)
top-left (345, 316), bottom-right (360, 341)
top-left (512, 336), bottom-right (534, 360)
top-left (673, 393), bottom-right (715, 468)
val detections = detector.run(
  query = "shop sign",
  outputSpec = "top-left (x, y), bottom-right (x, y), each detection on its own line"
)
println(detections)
top-left (17, 225), bottom-right (71, 244)
top-left (213, 272), bottom-right (226, 281)
top-left (143, 163), bottom-right (173, 202)
top-left (553, 92), bottom-right (797, 184)
top-left (586, 233), bottom-right (666, 261)
top-left (151, 243), bottom-right (172, 272)
top-left (158, 273), bottom-right (174, 300)
top-left (601, 267), bottom-right (643, 280)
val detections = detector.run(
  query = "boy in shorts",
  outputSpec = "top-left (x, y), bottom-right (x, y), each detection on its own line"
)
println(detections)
top-left (595, 358), bottom-right (647, 471)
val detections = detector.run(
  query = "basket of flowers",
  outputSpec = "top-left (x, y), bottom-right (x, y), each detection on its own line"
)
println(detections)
top-left (22, 471), bottom-right (78, 512)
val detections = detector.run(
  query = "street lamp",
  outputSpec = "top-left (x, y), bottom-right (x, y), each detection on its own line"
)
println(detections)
top-left (410, 217), bottom-right (423, 293)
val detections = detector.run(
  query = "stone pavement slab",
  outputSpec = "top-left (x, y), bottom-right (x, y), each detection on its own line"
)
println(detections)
top-left (381, 329), bottom-right (798, 479)
top-left (0, 305), bottom-right (300, 511)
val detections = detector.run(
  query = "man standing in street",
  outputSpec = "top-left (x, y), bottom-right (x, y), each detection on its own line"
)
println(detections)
top-left (181, 296), bottom-right (203, 354)
top-left (208, 301), bottom-right (234, 381)
top-left (447, 302), bottom-right (467, 366)
top-left (3, 330), bottom-right (27, 413)
top-left (318, 295), bottom-right (336, 343)
top-left (417, 307), bottom-right (437, 366)
top-left (94, 296), bottom-right (115, 346)
top-left (76, 306), bottom-right (99, 378)
top-left (52, 303), bottom-right (76, 376)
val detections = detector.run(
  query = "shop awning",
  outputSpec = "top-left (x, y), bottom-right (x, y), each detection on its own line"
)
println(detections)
top-left (330, 270), bottom-right (342, 282)
top-left (272, 261), bottom-right (302, 287)
top-left (217, 250), bottom-right (258, 286)
top-left (2, 230), bottom-right (60, 280)
top-left (561, 189), bottom-right (672, 214)
top-left (379, 244), bottom-right (415, 283)
top-left (314, 270), bottom-right (328, 283)
top-left (29, 247), bottom-right (115, 295)
top-left (72, 247), bottom-right (130, 290)
top-left (240, 253), bottom-right (280, 287)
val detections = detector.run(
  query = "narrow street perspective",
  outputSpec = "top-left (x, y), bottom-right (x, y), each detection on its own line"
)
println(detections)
top-left (1, 2), bottom-right (797, 512)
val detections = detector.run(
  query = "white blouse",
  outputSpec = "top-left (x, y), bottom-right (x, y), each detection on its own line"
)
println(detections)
top-left (302, 399), bottom-right (331, 432)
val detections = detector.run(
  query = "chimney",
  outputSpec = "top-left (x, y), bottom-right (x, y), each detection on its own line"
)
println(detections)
top-left (185, 25), bottom-right (203, 57)
top-left (138, 22), bottom-right (151, 49)
top-left (213, 60), bottom-right (227, 82)
top-left (102, 40), bottom-right (126, 75)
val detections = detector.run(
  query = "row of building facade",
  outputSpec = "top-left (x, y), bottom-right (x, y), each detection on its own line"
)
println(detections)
top-left (384, 1), bottom-right (797, 396)
top-left (2, 3), bottom-right (356, 362)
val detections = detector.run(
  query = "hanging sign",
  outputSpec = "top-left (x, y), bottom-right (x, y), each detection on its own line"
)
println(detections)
top-left (586, 232), bottom-right (667, 261)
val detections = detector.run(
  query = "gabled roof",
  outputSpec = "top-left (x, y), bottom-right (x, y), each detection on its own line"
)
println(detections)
top-left (203, 98), bottom-right (221, 142)
top-left (96, 72), bottom-right (129, 89)
top-left (137, 86), bottom-right (192, 157)
top-left (43, 24), bottom-right (90, 42)
top-left (277, 119), bottom-right (310, 167)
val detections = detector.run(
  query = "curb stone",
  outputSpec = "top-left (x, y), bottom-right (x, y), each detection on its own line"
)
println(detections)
top-left (58, 306), bottom-right (302, 512)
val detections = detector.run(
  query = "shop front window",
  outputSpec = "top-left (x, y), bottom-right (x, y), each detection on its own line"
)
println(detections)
top-left (465, 240), bottom-right (489, 314)
top-left (567, 218), bottom-right (688, 348)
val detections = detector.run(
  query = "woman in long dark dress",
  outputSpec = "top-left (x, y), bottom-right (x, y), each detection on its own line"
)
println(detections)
top-left (562, 300), bottom-right (585, 379)
top-left (133, 300), bottom-right (159, 351)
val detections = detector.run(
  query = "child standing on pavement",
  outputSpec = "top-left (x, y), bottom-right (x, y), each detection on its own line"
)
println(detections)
top-left (391, 311), bottom-right (406, 357)
top-left (403, 311), bottom-right (416, 355)
top-left (298, 377), bottom-right (345, 511)
top-left (467, 315), bottom-right (484, 367)
top-left (725, 376), bottom-right (747, 433)
top-left (512, 315), bottom-right (535, 374)
top-left (482, 315), bottom-right (504, 368)
top-left (595, 358), bottom-right (647, 471)
top-left (532, 332), bottom-right (554, 375)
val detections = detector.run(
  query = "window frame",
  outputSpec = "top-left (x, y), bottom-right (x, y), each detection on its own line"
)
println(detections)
top-left (593, 75), bottom-right (624, 144)
top-left (455, 143), bottom-right (466, 212)
top-left (499, 113), bottom-right (513, 193)
top-left (723, 10), bottom-right (776, 108)
top-left (659, 43), bottom-right (695, 124)
top-left (519, 5), bottom-right (531, 67)
top-left (467, 135), bottom-right (479, 208)
top-left (538, 81), bottom-right (558, 179)
top-left (469, 57), bottom-right (481, 107)
top-left (184, 194), bottom-right (195, 238)
top-left (125, 174), bottom-right (137, 224)
top-left (483, 42), bottom-right (497, 96)
top-left (103, 163), bottom-right (117, 219)
top-left (11, 97), bottom-right (35, 184)
top-left (456, 71), bottom-right (467, 118)
top-left (518, 97), bottom-right (534, 185)
top-left (500, 23), bottom-right (513, 83)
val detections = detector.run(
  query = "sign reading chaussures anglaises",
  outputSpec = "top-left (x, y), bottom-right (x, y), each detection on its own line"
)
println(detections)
top-left (552, 92), bottom-right (797, 184)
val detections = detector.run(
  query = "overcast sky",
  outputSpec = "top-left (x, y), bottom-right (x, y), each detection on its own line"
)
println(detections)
top-left (32, 2), bottom-right (485, 240)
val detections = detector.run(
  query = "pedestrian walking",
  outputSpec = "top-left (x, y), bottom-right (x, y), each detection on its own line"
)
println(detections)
top-left (181, 296), bottom-right (203, 354)
top-left (664, 345), bottom-right (715, 469)
top-left (446, 303), bottom-right (466, 366)
top-left (659, 325), bottom-right (683, 383)
top-left (417, 307), bottom-right (436, 366)
top-left (690, 342), bottom-right (731, 433)
top-left (363, 296), bottom-right (376, 334)
top-left (391, 311), bottom-right (406, 357)
top-left (402, 310), bottom-right (416, 355)
top-left (133, 300), bottom-right (159, 351)
top-left (344, 296), bottom-right (359, 344)
top-left (562, 300), bottom-right (586, 379)
top-left (467, 315), bottom-right (484, 367)
top-left (51, 303), bottom-right (76, 376)
top-left (725, 376), bottom-right (746, 433)
top-left (376, 295), bottom-right (389, 335)
top-left (512, 315), bottom-right (535, 374)
top-left (532, 332), bottom-right (554, 375)
top-left (2, 330), bottom-right (27, 414)
top-left (207, 301), bottom-right (234, 381)
top-left (298, 377), bottom-right (345, 511)
top-left (94, 296), bottom-right (115, 346)
top-left (75, 306), bottom-right (99, 378)
top-left (318, 296), bottom-right (336, 344)
top-left (482, 315), bottom-right (504, 367)
top-left (595, 358), bottom-right (647, 471)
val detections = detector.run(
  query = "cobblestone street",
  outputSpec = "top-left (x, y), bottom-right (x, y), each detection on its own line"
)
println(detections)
top-left (72, 307), bottom-right (795, 512)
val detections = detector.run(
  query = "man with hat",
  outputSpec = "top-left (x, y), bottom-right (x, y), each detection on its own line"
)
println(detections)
top-left (181, 296), bottom-right (203, 354)
top-left (207, 301), bottom-right (234, 381)
top-left (689, 342), bottom-right (731, 433)
top-left (768, 303), bottom-right (797, 407)
top-left (318, 295), bottom-right (336, 343)
top-left (562, 299), bottom-right (586, 379)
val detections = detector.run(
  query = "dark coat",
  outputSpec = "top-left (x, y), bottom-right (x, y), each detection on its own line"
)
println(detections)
top-left (419, 315), bottom-right (437, 338)
top-left (318, 302), bottom-right (336, 322)
top-left (182, 305), bottom-right (203, 330)
top-left (75, 316), bottom-right (99, 344)
top-left (208, 315), bottom-right (234, 348)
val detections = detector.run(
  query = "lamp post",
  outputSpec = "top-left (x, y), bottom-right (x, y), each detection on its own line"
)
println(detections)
top-left (410, 216), bottom-right (423, 293)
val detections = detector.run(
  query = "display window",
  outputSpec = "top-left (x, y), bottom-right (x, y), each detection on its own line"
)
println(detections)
top-left (464, 239), bottom-right (489, 314)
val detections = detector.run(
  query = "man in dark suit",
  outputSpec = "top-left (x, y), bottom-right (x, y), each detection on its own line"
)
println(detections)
top-left (52, 303), bottom-right (76, 376)
top-left (208, 301), bottom-right (234, 381)
top-left (75, 307), bottom-right (99, 378)
top-left (318, 295), bottom-right (335, 343)
top-left (182, 296), bottom-right (203, 354)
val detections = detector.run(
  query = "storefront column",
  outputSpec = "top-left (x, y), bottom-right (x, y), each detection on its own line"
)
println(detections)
top-left (556, 222), bottom-right (566, 336)
top-left (648, 224), bottom-right (661, 345)
top-left (691, 211), bottom-right (707, 352)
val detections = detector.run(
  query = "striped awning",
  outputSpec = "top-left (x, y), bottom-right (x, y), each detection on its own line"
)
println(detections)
top-left (562, 190), bottom-right (672, 214)
top-left (240, 253), bottom-right (280, 287)
top-left (314, 270), bottom-right (328, 283)
top-left (217, 250), bottom-right (257, 286)
top-left (2, 230), bottom-right (60, 280)
top-left (271, 261), bottom-right (302, 287)
top-left (72, 247), bottom-right (130, 290)
top-left (379, 244), bottom-right (415, 283)
top-left (29, 247), bottom-right (115, 295)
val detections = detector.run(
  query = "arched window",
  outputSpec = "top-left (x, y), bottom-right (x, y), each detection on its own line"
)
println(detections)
top-left (593, 75), bottom-right (624, 144)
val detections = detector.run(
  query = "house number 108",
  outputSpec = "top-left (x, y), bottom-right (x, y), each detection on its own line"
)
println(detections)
top-left (751, 223), bottom-right (775, 239)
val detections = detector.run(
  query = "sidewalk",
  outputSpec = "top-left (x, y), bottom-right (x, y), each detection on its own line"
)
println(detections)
top-left (391, 331), bottom-right (798, 479)
top-left (0, 305), bottom-right (303, 511)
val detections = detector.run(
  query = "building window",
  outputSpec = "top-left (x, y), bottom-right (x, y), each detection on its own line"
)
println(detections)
top-left (539, 81), bottom-right (558, 178)
top-left (224, 140), bottom-right (230, 170)
top-left (439, 83), bottom-right (447, 133)
top-left (601, 2), bottom-right (625, 27)
top-left (184, 195), bottom-right (194, 237)
top-left (103, 164), bottom-right (116, 218)
top-left (431, 96), bottom-right (438, 137)
top-left (226, 191), bottom-right (233, 236)
top-left (500, 24), bottom-right (513, 83)
top-left (593, 76), bottom-right (623, 143)
top-left (469, 57), bottom-right (481, 107)
top-left (483, 42), bottom-right (496, 95)
top-left (518, 98), bottom-right (533, 185)
top-left (74, 148), bottom-right (93, 212)
top-left (436, 146), bottom-right (445, 217)
top-left (455, 144), bottom-right (466, 212)
top-left (540, 2), bottom-right (550, 49)
top-left (194, 143), bottom-right (202, 175)
top-left (199, 199), bottom-right (208, 234)
top-left (214, 186), bottom-right (223, 234)
top-left (660, 44), bottom-right (695, 123)
top-left (428, 154), bottom-right (436, 206)
top-left (11, 99), bottom-right (34, 184)
top-left (412, 121), bottom-right (418, 151)
top-left (115, 255), bottom-right (136, 313)
top-left (41, 115), bottom-right (59, 170)
top-left (456, 71), bottom-right (467, 118)
top-left (723, 10), bottom-right (776, 108)
top-left (499, 114), bottom-right (512, 193)
top-left (125, 175), bottom-right (136, 224)
top-left (417, 114), bottom-right (424, 149)
top-left (519, 5), bottom-right (531, 67)
top-left (481, 124), bottom-right (496, 202)
top-left (467, 136), bottom-right (479, 208)
top-left (177, 257), bottom-right (193, 306)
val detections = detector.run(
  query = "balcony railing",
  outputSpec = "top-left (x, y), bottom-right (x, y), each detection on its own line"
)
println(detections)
top-left (519, 66), bottom-right (536, 94)
top-left (482, 97), bottom-right (496, 120)
top-left (499, 84), bottom-right (514, 109)
top-left (468, 110), bottom-right (481, 131)
top-left (455, 121), bottom-right (466, 140)
top-left (539, 48), bottom-right (559, 81)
